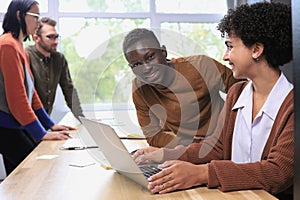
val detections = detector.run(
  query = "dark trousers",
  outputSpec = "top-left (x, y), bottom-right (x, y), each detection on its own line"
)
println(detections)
top-left (0, 127), bottom-right (37, 176)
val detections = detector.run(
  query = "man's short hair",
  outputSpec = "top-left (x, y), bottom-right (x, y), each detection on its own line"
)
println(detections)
top-left (122, 28), bottom-right (161, 54)
top-left (35, 17), bottom-right (57, 36)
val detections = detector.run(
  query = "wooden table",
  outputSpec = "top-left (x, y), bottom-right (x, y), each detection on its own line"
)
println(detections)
top-left (0, 113), bottom-right (278, 200)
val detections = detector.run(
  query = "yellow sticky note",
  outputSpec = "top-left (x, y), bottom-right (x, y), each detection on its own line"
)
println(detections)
top-left (100, 163), bottom-right (113, 170)
top-left (127, 134), bottom-right (145, 139)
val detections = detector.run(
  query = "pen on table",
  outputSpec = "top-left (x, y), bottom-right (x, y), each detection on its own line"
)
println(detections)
top-left (59, 146), bottom-right (98, 150)
top-left (119, 137), bottom-right (146, 140)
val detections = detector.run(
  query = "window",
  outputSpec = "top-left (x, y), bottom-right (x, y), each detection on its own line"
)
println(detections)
top-left (0, 0), bottom-right (11, 13)
top-left (160, 22), bottom-right (225, 59)
top-left (156, 0), bottom-right (227, 13)
top-left (0, 0), bottom-right (227, 111)
top-left (58, 0), bottom-right (150, 12)
top-left (59, 18), bottom-right (150, 106)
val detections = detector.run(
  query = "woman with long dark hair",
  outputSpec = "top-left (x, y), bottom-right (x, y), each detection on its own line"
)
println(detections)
top-left (0, 0), bottom-right (75, 175)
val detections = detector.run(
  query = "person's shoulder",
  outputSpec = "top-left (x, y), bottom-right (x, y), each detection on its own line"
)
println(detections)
top-left (173, 54), bottom-right (227, 72)
top-left (229, 81), bottom-right (248, 91)
top-left (132, 77), bottom-right (152, 95)
top-left (25, 46), bottom-right (42, 60)
top-left (170, 56), bottom-right (187, 63)
top-left (172, 54), bottom-right (221, 64)
top-left (185, 54), bottom-right (214, 61)
top-left (191, 54), bottom-right (226, 67)
top-left (132, 77), bottom-right (144, 89)
top-left (187, 54), bottom-right (211, 60)
top-left (170, 54), bottom-right (207, 63)
top-left (51, 51), bottom-right (66, 59)
top-left (226, 81), bottom-right (249, 100)
top-left (0, 33), bottom-right (19, 48)
top-left (51, 51), bottom-right (64, 57)
top-left (25, 45), bottom-right (35, 53)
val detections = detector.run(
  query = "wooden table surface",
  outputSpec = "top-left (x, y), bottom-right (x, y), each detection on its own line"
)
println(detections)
top-left (0, 113), bottom-right (278, 200)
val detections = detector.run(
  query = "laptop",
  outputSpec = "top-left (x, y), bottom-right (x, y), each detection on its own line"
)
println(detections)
top-left (78, 117), bottom-right (162, 190)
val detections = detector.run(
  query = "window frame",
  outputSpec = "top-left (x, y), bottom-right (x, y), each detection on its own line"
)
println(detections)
top-left (0, 0), bottom-right (227, 113)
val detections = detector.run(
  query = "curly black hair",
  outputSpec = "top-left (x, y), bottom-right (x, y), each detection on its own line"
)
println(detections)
top-left (217, 2), bottom-right (292, 68)
top-left (122, 28), bottom-right (161, 55)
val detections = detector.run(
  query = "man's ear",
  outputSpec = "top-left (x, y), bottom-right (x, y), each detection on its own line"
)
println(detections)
top-left (32, 34), bottom-right (39, 41)
top-left (161, 45), bottom-right (167, 58)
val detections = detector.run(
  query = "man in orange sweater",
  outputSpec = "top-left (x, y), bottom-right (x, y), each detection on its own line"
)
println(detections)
top-left (123, 28), bottom-right (240, 148)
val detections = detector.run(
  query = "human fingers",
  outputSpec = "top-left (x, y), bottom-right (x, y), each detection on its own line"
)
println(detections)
top-left (135, 154), bottom-right (153, 165)
top-left (133, 147), bottom-right (160, 162)
top-left (63, 125), bottom-right (77, 130)
top-left (51, 124), bottom-right (76, 131)
top-left (43, 131), bottom-right (71, 140)
top-left (148, 161), bottom-right (184, 192)
top-left (151, 181), bottom-right (180, 194)
top-left (148, 170), bottom-right (176, 193)
top-left (150, 162), bottom-right (208, 194)
top-left (55, 132), bottom-right (71, 140)
top-left (51, 124), bottom-right (68, 131)
top-left (157, 160), bottom-right (177, 168)
top-left (148, 163), bottom-right (171, 182)
top-left (61, 131), bottom-right (72, 138)
top-left (143, 146), bottom-right (159, 154)
top-left (132, 148), bottom-right (145, 160)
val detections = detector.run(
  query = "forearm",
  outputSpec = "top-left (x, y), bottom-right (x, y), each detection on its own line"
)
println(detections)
top-left (63, 88), bottom-right (84, 117)
top-left (146, 131), bottom-right (177, 147)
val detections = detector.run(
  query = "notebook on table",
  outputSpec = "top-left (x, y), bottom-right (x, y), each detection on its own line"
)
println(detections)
top-left (78, 117), bottom-right (162, 190)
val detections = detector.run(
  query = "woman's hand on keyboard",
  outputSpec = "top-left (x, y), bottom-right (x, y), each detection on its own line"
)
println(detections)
top-left (148, 160), bottom-right (208, 194)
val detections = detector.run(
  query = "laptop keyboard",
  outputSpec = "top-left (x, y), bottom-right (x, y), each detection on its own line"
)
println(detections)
top-left (139, 165), bottom-right (162, 178)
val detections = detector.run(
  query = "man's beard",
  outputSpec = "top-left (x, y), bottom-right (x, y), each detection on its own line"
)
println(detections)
top-left (39, 39), bottom-right (57, 53)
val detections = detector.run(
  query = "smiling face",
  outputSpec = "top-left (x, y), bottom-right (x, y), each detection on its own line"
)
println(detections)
top-left (125, 38), bottom-right (175, 88)
top-left (223, 35), bottom-right (256, 80)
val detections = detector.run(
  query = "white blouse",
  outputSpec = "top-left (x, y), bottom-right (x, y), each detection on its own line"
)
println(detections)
top-left (231, 73), bottom-right (293, 163)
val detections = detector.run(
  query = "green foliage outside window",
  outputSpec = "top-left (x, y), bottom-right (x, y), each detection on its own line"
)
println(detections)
top-left (60, 22), bottom-right (226, 105)
top-left (56, 0), bottom-right (227, 105)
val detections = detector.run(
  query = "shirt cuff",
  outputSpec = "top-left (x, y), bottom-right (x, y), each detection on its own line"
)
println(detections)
top-left (23, 120), bottom-right (47, 141)
top-left (34, 108), bottom-right (55, 130)
top-left (207, 162), bottom-right (220, 189)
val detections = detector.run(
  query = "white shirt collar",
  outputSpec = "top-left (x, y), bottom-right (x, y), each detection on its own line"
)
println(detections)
top-left (232, 73), bottom-right (293, 120)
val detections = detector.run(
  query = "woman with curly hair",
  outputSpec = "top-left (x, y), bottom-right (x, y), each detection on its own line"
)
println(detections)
top-left (132, 2), bottom-right (293, 199)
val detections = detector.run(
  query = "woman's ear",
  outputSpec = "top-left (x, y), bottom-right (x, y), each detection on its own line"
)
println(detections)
top-left (252, 42), bottom-right (264, 60)
top-left (16, 10), bottom-right (21, 22)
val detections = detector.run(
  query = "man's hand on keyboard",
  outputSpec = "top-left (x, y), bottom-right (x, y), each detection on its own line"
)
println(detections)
top-left (133, 147), bottom-right (163, 164)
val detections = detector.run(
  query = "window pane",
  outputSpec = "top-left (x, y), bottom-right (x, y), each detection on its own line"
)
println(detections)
top-left (156, 0), bottom-right (227, 14)
top-left (0, 0), bottom-right (11, 12)
top-left (0, 0), bottom-right (12, 13)
top-left (38, 0), bottom-right (49, 13)
top-left (161, 22), bottom-right (226, 63)
top-left (59, 18), bottom-right (150, 104)
top-left (59, 0), bottom-right (150, 12)
top-left (0, 0), bottom-right (48, 13)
